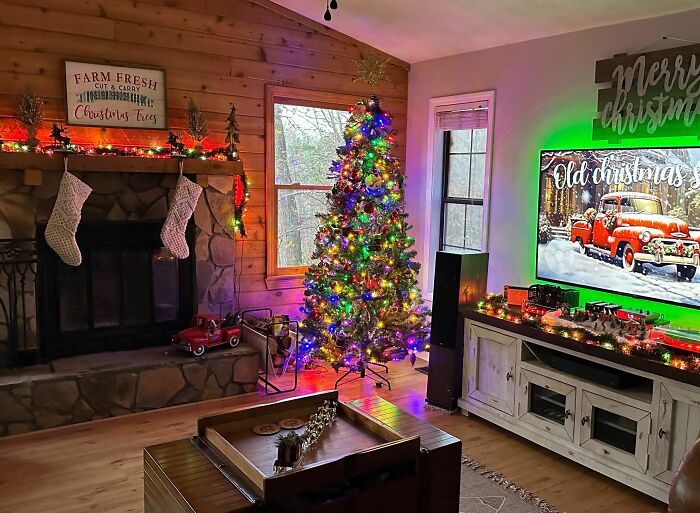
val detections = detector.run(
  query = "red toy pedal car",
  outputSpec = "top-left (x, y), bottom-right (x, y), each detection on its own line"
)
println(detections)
top-left (172, 313), bottom-right (241, 356)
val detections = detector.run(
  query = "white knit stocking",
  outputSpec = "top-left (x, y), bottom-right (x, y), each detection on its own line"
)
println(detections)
top-left (45, 171), bottom-right (92, 266)
top-left (161, 175), bottom-right (202, 259)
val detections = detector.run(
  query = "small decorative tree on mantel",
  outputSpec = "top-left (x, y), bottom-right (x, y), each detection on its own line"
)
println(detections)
top-left (225, 105), bottom-right (241, 161)
top-left (16, 87), bottom-right (43, 150)
top-left (186, 97), bottom-right (209, 153)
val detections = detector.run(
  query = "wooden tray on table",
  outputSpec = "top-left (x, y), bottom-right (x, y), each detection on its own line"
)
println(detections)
top-left (196, 390), bottom-right (421, 512)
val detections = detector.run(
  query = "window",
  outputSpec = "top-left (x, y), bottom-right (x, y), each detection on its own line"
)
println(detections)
top-left (273, 103), bottom-right (346, 269)
top-left (620, 196), bottom-right (661, 214)
top-left (440, 128), bottom-right (487, 251)
top-left (266, 87), bottom-right (355, 286)
top-left (422, 92), bottom-right (494, 297)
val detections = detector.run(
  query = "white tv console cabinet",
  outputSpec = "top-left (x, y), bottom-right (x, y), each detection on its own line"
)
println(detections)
top-left (458, 309), bottom-right (700, 503)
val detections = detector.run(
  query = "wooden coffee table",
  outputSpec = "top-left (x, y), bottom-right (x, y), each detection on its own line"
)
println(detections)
top-left (144, 392), bottom-right (461, 513)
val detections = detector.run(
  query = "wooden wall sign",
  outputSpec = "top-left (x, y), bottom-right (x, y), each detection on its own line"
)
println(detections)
top-left (593, 44), bottom-right (700, 142)
top-left (64, 61), bottom-right (167, 129)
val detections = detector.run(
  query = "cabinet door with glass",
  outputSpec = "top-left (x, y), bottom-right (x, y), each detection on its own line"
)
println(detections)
top-left (517, 368), bottom-right (576, 442)
top-left (650, 382), bottom-right (700, 484)
top-left (578, 390), bottom-right (651, 474)
top-left (466, 324), bottom-right (517, 416)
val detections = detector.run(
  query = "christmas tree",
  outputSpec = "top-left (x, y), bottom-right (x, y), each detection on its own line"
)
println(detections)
top-left (301, 96), bottom-right (430, 370)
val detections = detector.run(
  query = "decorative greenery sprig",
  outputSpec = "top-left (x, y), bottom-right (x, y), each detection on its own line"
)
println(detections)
top-left (186, 98), bottom-right (209, 151)
top-left (275, 431), bottom-right (304, 447)
top-left (16, 87), bottom-right (43, 149)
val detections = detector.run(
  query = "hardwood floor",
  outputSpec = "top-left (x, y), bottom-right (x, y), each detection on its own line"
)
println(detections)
top-left (0, 359), bottom-right (665, 513)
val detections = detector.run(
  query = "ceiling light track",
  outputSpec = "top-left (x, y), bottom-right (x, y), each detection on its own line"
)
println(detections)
top-left (324, 0), bottom-right (339, 21)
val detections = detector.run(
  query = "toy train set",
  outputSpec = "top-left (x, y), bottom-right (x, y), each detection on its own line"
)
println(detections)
top-left (506, 284), bottom-right (700, 356)
top-left (519, 284), bottom-right (579, 317)
top-left (583, 301), bottom-right (661, 325)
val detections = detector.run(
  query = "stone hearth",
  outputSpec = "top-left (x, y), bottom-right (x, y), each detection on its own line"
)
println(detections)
top-left (0, 343), bottom-right (259, 437)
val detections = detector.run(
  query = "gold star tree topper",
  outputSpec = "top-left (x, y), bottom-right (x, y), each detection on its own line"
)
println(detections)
top-left (352, 52), bottom-right (391, 87)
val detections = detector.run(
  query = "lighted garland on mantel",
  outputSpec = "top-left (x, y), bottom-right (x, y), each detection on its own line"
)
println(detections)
top-left (1, 101), bottom-right (250, 235)
top-left (476, 294), bottom-right (700, 375)
top-left (0, 139), bottom-right (232, 161)
top-left (0, 139), bottom-right (250, 236)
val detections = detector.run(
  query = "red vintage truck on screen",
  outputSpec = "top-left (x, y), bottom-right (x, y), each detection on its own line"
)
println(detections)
top-left (570, 192), bottom-right (700, 280)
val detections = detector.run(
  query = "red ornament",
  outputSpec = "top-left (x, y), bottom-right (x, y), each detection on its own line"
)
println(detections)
top-left (363, 203), bottom-right (375, 214)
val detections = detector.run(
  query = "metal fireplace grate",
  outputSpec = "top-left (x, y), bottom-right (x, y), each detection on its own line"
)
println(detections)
top-left (0, 239), bottom-right (38, 367)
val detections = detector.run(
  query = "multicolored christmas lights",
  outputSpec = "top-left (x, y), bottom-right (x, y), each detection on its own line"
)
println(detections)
top-left (232, 173), bottom-right (249, 237)
top-left (476, 293), bottom-right (700, 374)
top-left (301, 96), bottom-right (430, 367)
top-left (0, 139), bottom-right (232, 161)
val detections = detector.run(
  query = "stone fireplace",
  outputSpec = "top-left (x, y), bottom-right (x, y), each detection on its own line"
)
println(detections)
top-left (0, 163), bottom-right (260, 437)
top-left (0, 168), bottom-right (243, 367)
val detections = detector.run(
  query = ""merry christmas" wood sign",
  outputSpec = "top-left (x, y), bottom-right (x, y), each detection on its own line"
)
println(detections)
top-left (593, 44), bottom-right (700, 142)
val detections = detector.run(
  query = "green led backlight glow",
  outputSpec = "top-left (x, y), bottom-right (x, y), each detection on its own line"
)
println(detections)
top-left (527, 102), bottom-right (700, 329)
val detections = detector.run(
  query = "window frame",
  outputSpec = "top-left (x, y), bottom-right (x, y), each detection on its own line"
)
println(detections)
top-left (439, 130), bottom-right (487, 252)
top-left (422, 91), bottom-right (495, 298)
top-left (264, 86), bottom-right (359, 288)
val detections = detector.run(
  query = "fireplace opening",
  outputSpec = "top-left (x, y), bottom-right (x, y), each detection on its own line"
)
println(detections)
top-left (36, 221), bottom-right (194, 360)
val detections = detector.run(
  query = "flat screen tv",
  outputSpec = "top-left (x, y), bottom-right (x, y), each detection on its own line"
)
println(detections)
top-left (537, 147), bottom-right (700, 309)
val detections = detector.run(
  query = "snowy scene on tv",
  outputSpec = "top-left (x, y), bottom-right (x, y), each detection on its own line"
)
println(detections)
top-left (537, 148), bottom-right (700, 308)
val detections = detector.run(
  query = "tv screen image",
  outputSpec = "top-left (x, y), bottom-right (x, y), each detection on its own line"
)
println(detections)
top-left (537, 148), bottom-right (700, 309)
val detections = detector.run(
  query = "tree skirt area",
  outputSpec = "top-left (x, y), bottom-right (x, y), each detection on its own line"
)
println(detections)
top-left (460, 458), bottom-right (562, 513)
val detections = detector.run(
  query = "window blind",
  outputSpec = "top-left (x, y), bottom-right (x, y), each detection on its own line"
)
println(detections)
top-left (436, 101), bottom-right (489, 131)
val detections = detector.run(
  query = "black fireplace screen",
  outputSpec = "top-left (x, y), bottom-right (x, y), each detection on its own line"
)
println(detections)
top-left (0, 239), bottom-right (38, 367)
top-left (37, 221), bottom-right (194, 360)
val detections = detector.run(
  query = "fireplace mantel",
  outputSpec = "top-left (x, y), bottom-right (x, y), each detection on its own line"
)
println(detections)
top-left (0, 152), bottom-right (244, 176)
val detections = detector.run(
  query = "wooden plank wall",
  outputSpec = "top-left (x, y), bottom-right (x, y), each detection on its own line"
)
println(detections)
top-left (0, 0), bottom-right (409, 318)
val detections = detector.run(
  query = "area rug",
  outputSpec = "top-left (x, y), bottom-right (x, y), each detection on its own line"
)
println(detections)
top-left (460, 457), bottom-right (563, 513)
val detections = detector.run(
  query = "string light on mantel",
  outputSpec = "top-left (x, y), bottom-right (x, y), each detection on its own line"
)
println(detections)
top-left (232, 173), bottom-right (249, 237)
top-left (0, 140), bottom-right (232, 161)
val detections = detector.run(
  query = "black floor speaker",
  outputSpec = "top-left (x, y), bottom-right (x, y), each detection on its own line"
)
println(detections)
top-left (426, 251), bottom-right (489, 410)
